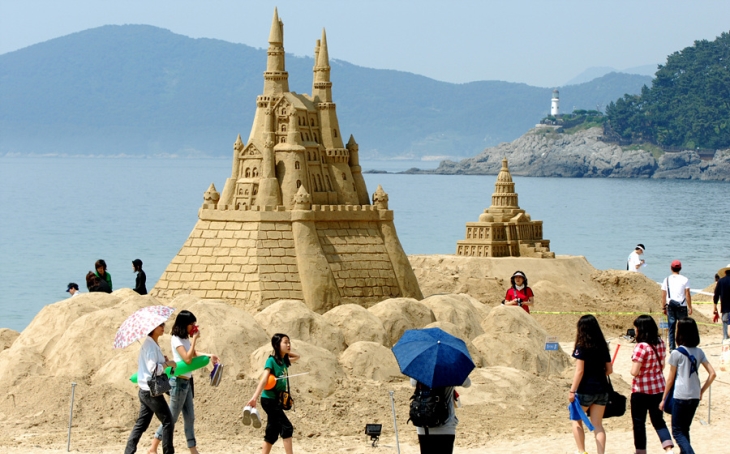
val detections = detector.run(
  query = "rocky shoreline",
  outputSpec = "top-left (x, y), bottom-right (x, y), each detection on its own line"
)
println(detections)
top-left (406, 127), bottom-right (730, 181)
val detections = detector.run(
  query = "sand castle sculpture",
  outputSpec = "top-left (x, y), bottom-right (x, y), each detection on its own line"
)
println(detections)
top-left (151, 9), bottom-right (423, 312)
top-left (456, 158), bottom-right (554, 258)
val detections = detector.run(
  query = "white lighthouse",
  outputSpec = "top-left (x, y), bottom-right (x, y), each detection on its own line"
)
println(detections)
top-left (550, 89), bottom-right (560, 116)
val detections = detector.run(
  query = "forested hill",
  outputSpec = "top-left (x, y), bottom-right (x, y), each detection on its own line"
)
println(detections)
top-left (0, 25), bottom-right (652, 159)
top-left (606, 31), bottom-right (730, 150)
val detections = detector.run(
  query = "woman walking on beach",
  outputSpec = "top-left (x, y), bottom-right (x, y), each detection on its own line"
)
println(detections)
top-left (132, 259), bottom-right (147, 295)
top-left (148, 311), bottom-right (219, 454)
top-left (568, 315), bottom-right (612, 454)
top-left (630, 315), bottom-right (675, 454)
top-left (246, 333), bottom-right (300, 454)
top-left (124, 322), bottom-right (177, 454)
top-left (660, 318), bottom-right (716, 454)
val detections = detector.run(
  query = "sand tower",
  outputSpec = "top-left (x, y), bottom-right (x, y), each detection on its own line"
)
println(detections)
top-left (456, 158), bottom-right (554, 258)
top-left (151, 9), bottom-right (423, 313)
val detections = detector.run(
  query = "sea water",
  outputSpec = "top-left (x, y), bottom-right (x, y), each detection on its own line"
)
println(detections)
top-left (1, 156), bottom-right (728, 331)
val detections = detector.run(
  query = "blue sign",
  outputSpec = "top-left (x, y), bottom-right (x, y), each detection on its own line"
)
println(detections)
top-left (659, 318), bottom-right (669, 329)
top-left (545, 343), bottom-right (560, 351)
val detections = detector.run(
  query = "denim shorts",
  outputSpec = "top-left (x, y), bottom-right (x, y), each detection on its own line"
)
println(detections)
top-left (576, 392), bottom-right (609, 407)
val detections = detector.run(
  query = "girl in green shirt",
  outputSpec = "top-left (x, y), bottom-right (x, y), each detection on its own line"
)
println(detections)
top-left (246, 333), bottom-right (300, 454)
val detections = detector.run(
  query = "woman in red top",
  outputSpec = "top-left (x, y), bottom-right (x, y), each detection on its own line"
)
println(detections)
top-left (503, 271), bottom-right (534, 313)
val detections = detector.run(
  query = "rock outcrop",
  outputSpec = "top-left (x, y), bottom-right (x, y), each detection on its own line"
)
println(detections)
top-left (412, 127), bottom-right (729, 181)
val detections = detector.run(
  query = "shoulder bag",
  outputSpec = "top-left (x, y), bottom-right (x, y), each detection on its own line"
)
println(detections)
top-left (148, 366), bottom-right (171, 397)
top-left (603, 376), bottom-right (626, 418)
top-left (278, 369), bottom-right (294, 411)
top-left (666, 276), bottom-right (684, 308)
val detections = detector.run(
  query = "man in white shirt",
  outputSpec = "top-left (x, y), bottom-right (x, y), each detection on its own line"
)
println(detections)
top-left (627, 244), bottom-right (646, 273)
top-left (66, 282), bottom-right (80, 297)
top-left (661, 259), bottom-right (692, 350)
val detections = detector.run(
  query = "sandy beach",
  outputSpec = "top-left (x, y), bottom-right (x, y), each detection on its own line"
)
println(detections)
top-left (0, 256), bottom-right (727, 454)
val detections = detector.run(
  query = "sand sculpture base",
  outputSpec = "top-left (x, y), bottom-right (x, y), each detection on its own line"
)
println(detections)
top-left (151, 202), bottom-right (422, 313)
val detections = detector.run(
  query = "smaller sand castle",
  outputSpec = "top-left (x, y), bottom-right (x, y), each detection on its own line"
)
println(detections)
top-left (456, 158), bottom-right (554, 258)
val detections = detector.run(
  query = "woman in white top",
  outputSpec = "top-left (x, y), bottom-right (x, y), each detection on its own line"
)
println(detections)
top-left (149, 311), bottom-right (219, 454)
top-left (124, 322), bottom-right (177, 454)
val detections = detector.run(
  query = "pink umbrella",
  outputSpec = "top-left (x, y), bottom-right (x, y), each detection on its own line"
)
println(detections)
top-left (114, 305), bottom-right (176, 349)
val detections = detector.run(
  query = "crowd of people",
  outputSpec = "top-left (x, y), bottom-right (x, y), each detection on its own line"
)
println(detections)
top-left (114, 254), bottom-right (727, 454)
top-left (66, 258), bottom-right (147, 298)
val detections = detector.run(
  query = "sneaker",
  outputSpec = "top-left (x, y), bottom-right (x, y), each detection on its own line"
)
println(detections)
top-left (250, 407), bottom-right (262, 428)
top-left (242, 405), bottom-right (252, 425)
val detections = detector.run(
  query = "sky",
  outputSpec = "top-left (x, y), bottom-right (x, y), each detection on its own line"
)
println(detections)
top-left (1, 0), bottom-right (729, 87)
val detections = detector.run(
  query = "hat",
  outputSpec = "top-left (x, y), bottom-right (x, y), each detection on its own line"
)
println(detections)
top-left (511, 271), bottom-right (526, 279)
top-left (718, 264), bottom-right (730, 277)
top-left (671, 260), bottom-right (682, 268)
top-left (66, 282), bottom-right (79, 292)
top-left (636, 244), bottom-right (645, 251)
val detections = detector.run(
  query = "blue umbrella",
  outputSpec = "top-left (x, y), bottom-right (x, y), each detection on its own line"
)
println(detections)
top-left (392, 328), bottom-right (475, 388)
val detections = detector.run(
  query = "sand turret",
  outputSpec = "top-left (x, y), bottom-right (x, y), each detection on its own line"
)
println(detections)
top-left (456, 158), bottom-right (553, 258)
top-left (151, 9), bottom-right (423, 312)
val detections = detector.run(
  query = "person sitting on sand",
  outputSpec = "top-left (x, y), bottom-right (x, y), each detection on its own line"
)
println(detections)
top-left (86, 271), bottom-right (111, 293)
top-left (569, 314), bottom-right (612, 454)
top-left (246, 333), bottom-right (300, 454)
top-left (94, 259), bottom-right (113, 291)
top-left (503, 270), bottom-right (534, 313)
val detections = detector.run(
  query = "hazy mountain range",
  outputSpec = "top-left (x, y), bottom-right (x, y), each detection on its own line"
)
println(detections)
top-left (0, 25), bottom-right (653, 160)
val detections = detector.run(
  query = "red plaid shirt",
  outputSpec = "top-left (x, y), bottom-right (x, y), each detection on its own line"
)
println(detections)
top-left (631, 339), bottom-right (666, 394)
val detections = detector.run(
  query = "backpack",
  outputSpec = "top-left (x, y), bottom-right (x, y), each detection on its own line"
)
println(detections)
top-left (408, 383), bottom-right (449, 434)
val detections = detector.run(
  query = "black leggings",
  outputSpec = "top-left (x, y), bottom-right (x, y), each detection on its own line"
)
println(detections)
top-left (261, 397), bottom-right (293, 444)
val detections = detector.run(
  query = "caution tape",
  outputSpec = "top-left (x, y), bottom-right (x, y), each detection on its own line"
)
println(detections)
top-left (532, 311), bottom-right (721, 327)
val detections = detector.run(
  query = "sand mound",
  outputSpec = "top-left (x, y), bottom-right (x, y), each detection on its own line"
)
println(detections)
top-left (368, 297), bottom-right (436, 346)
top-left (249, 339), bottom-right (344, 398)
top-left (322, 304), bottom-right (389, 347)
top-left (0, 328), bottom-right (18, 351)
top-left (339, 341), bottom-right (402, 382)
top-left (254, 300), bottom-right (347, 354)
top-left (410, 255), bottom-right (713, 339)
top-left (421, 294), bottom-right (484, 340)
top-left (472, 305), bottom-right (571, 375)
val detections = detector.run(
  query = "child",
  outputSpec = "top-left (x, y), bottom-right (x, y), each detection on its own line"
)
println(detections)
top-left (660, 318), bottom-right (716, 454)
top-left (246, 333), bottom-right (300, 454)
top-left (569, 315), bottom-right (612, 454)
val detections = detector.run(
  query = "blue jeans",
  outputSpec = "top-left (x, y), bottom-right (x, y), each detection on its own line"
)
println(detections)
top-left (154, 377), bottom-right (196, 448)
top-left (672, 398), bottom-right (700, 454)
top-left (722, 312), bottom-right (729, 340)
top-left (667, 304), bottom-right (688, 350)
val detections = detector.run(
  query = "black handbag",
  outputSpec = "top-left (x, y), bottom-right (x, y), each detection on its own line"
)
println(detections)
top-left (603, 376), bottom-right (626, 418)
top-left (278, 370), bottom-right (293, 411)
top-left (147, 367), bottom-right (171, 397)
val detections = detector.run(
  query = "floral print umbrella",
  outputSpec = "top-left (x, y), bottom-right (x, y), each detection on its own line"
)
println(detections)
top-left (114, 305), bottom-right (175, 349)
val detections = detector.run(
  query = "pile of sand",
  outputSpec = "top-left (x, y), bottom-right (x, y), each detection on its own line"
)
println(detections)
top-left (410, 254), bottom-right (713, 339)
top-left (0, 283), bottom-right (579, 450)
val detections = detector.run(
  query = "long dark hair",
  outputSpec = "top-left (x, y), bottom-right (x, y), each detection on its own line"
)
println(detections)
top-left (171, 310), bottom-right (197, 338)
top-left (132, 259), bottom-right (143, 272)
top-left (676, 318), bottom-right (700, 348)
top-left (271, 333), bottom-right (291, 367)
top-left (574, 314), bottom-right (609, 356)
top-left (634, 315), bottom-right (660, 346)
